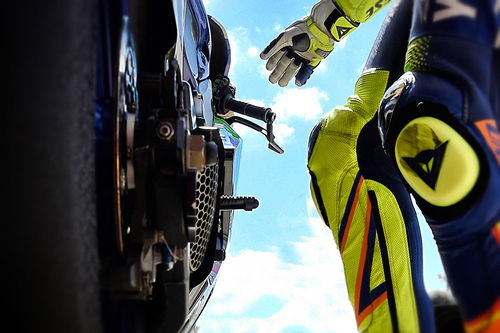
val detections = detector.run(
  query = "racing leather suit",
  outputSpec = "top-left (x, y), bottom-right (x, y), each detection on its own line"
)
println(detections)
top-left (378, 1), bottom-right (500, 332)
top-left (308, 0), bottom-right (436, 331)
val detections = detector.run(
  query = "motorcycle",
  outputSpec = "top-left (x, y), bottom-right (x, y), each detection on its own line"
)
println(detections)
top-left (5, 0), bottom-right (281, 332)
top-left (97, 0), bottom-right (283, 331)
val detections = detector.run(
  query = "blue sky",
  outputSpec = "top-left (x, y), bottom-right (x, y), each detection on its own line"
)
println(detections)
top-left (198, 1), bottom-right (447, 332)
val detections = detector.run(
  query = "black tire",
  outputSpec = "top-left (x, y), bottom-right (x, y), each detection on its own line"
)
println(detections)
top-left (4, 1), bottom-right (101, 332)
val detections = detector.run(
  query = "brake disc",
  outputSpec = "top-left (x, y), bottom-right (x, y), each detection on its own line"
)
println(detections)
top-left (114, 17), bottom-right (138, 254)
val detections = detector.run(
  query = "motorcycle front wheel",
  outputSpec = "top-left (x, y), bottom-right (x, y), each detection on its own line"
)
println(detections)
top-left (4, 1), bottom-right (101, 332)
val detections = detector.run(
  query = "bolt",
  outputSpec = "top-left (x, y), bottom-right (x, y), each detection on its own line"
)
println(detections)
top-left (156, 122), bottom-right (174, 140)
top-left (120, 169), bottom-right (126, 189)
top-left (215, 249), bottom-right (226, 261)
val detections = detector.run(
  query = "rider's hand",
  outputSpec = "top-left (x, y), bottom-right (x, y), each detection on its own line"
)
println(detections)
top-left (260, 19), bottom-right (334, 87)
top-left (260, 0), bottom-right (358, 87)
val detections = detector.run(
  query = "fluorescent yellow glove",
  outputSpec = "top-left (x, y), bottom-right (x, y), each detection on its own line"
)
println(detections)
top-left (260, 0), bottom-right (391, 87)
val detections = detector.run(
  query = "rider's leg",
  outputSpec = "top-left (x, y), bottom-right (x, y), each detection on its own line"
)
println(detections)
top-left (308, 0), bottom-right (435, 331)
top-left (378, 1), bottom-right (500, 331)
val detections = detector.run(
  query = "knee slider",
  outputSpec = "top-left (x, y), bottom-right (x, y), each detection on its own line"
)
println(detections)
top-left (378, 72), bottom-right (489, 221)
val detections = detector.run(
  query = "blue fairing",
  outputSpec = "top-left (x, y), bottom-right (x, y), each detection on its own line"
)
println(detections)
top-left (188, 0), bottom-right (211, 57)
top-left (183, 0), bottom-right (211, 83)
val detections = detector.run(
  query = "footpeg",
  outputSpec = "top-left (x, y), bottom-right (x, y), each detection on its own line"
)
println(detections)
top-left (219, 196), bottom-right (259, 211)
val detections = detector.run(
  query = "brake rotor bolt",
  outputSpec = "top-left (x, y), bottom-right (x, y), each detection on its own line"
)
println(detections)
top-left (120, 169), bottom-right (126, 189)
top-left (156, 122), bottom-right (174, 140)
top-left (126, 147), bottom-right (133, 159)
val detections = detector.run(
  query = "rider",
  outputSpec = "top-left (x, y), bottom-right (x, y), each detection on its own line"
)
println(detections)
top-left (261, 0), bottom-right (500, 332)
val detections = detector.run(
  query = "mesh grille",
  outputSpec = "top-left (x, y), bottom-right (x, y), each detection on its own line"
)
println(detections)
top-left (190, 163), bottom-right (219, 271)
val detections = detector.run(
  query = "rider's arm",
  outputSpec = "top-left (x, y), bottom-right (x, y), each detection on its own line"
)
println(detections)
top-left (260, 0), bottom-right (392, 86)
top-left (336, 0), bottom-right (392, 23)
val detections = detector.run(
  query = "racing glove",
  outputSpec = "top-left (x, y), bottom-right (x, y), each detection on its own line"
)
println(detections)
top-left (260, 0), bottom-right (391, 87)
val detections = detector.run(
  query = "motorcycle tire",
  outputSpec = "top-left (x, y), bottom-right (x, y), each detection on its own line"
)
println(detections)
top-left (4, 1), bottom-right (101, 333)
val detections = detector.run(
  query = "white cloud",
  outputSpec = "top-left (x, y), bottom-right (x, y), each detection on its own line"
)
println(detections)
top-left (260, 62), bottom-right (271, 79)
top-left (202, 0), bottom-right (210, 6)
top-left (270, 87), bottom-right (329, 121)
top-left (337, 35), bottom-right (349, 48)
top-left (306, 198), bottom-right (317, 216)
top-left (227, 27), bottom-right (261, 76)
top-left (273, 123), bottom-right (295, 145)
top-left (198, 201), bottom-right (357, 333)
top-left (247, 46), bottom-right (260, 57)
top-left (227, 30), bottom-right (243, 76)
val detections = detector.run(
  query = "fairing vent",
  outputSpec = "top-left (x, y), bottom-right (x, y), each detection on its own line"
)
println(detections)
top-left (190, 163), bottom-right (219, 271)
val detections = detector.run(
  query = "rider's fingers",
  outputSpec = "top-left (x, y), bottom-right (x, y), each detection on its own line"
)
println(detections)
top-left (269, 54), bottom-right (293, 84)
top-left (266, 49), bottom-right (286, 71)
top-left (278, 60), bottom-right (301, 87)
top-left (260, 33), bottom-right (287, 60)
